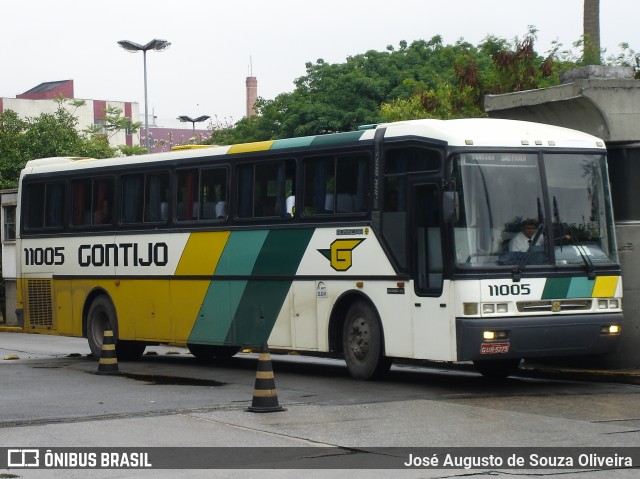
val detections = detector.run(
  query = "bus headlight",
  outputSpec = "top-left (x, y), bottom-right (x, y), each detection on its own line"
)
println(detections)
top-left (601, 325), bottom-right (621, 335)
top-left (483, 330), bottom-right (508, 340)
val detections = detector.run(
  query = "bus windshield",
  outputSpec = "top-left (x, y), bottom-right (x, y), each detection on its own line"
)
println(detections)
top-left (453, 152), bottom-right (617, 268)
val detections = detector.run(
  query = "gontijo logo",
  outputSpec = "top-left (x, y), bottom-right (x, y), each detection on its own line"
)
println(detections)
top-left (318, 239), bottom-right (364, 271)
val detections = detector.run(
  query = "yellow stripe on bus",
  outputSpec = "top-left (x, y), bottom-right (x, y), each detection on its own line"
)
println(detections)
top-left (227, 141), bottom-right (274, 154)
top-left (175, 231), bottom-right (230, 276)
top-left (592, 276), bottom-right (618, 298)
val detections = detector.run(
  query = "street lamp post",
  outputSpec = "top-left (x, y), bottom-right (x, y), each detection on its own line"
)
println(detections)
top-left (117, 39), bottom-right (171, 151)
top-left (177, 115), bottom-right (211, 132)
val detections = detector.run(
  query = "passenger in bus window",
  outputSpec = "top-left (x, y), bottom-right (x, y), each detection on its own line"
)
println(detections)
top-left (509, 219), bottom-right (544, 252)
top-left (286, 195), bottom-right (295, 217)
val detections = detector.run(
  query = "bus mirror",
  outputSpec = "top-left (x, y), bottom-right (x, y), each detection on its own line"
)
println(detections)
top-left (443, 191), bottom-right (459, 223)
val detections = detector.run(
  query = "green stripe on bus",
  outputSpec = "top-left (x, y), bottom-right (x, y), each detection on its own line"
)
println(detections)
top-left (309, 130), bottom-right (366, 146)
top-left (566, 276), bottom-right (595, 298)
top-left (270, 136), bottom-right (315, 150)
top-left (188, 230), bottom-right (268, 345)
top-left (225, 228), bottom-right (315, 346)
top-left (541, 276), bottom-right (599, 299)
top-left (188, 229), bottom-right (314, 347)
top-left (541, 277), bottom-right (571, 299)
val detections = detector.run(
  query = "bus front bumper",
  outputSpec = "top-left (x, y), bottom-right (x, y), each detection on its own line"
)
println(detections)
top-left (455, 313), bottom-right (622, 361)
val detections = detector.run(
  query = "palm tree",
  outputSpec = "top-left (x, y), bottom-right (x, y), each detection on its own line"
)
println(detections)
top-left (583, 0), bottom-right (601, 64)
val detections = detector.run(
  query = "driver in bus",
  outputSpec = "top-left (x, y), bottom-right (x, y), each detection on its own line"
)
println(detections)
top-left (509, 219), bottom-right (544, 252)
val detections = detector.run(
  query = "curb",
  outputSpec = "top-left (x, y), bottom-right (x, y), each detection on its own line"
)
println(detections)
top-left (0, 326), bottom-right (25, 333)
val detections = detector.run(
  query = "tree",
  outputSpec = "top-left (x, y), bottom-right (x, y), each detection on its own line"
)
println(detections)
top-left (203, 28), bottom-right (631, 143)
top-left (379, 29), bottom-right (558, 122)
top-left (84, 105), bottom-right (142, 142)
top-left (0, 98), bottom-right (139, 189)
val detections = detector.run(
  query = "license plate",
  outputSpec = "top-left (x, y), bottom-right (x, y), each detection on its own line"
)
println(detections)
top-left (480, 342), bottom-right (510, 354)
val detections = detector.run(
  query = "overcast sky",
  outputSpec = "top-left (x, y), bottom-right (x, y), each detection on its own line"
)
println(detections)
top-left (2, 0), bottom-right (639, 128)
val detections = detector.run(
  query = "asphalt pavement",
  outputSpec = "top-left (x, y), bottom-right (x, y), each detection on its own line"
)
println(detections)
top-left (2, 325), bottom-right (639, 385)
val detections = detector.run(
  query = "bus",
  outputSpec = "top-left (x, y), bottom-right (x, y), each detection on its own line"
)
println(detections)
top-left (14, 118), bottom-right (622, 379)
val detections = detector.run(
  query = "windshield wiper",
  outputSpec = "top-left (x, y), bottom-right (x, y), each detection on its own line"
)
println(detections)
top-left (512, 222), bottom-right (545, 282)
top-left (553, 196), bottom-right (595, 279)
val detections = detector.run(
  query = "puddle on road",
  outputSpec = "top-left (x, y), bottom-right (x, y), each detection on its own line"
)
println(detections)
top-left (121, 373), bottom-right (226, 387)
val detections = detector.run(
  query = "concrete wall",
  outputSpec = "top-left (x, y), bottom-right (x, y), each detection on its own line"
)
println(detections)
top-left (1, 190), bottom-right (17, 325)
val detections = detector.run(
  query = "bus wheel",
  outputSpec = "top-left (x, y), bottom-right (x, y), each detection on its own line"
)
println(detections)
top-left (86, 296), bottom-right (146, 361)
top-left (86, 295), bottom-right (117, 359)
top-left (473, 359), bottom-right (521, 380)
top-left (187, 344), bottom-right (240, 362)
top-left (342, 301), bottom-right (391, 380)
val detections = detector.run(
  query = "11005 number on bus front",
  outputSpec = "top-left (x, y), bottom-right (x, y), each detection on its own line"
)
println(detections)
top-left (487, 284), bottom-right (531, 296)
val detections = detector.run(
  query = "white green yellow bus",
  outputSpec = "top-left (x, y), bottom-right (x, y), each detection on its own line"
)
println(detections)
top-left (15, 118), bottom-right (622, 379)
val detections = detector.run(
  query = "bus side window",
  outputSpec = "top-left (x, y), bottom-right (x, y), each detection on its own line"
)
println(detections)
top-left (237, 161), bottom-right (295, 219)
top-left (25, 182), bottom-right (66, 230)
top-left (93, 178), bottom-right (115, 225)
top-left (45, 182), bottom-right (65, 228)
top-left (303, 157), bottom-right (334, 215)
top-left (302, 154), bottom-right (368, 215)
top-left (201, 168), bottom-right (227, 221)
top-left (144, 173), bottom-right (169, 223)
top-left (72, 179), bottom-right (92, 226)
top-left (25, 184), bottom-right (45, 229)
top-left (237, 165), bottom-right (253, 219)
top-left (336, 155), bottom-right (368, 213)
top-left (176, 169), bottom-right (198, 221)
top-left (71, 178), bottom-right (114, 227)
top-left (122, 175), bottom-right (144, 223)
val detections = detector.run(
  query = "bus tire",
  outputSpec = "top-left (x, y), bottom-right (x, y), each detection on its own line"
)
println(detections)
top-left (473, 359), bottom-right (521, 380)
top-left (187, 344), bottom-right (240, 362)
top-left (342, 301), bottom-right (391, 380)
top-left (86, 295), bottom-right (146, 361)
top-left (86, 295), bottom-right (117, 359)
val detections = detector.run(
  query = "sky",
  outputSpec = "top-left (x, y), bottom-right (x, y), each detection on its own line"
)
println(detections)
top-left (2, 0), bottom-right (639, 128)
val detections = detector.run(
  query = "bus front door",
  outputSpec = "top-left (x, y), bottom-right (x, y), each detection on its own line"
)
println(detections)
top-left (410, 182), bottom-right (454, 361)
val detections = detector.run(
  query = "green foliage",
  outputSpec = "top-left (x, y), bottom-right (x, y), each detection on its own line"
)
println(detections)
top-left (84, 105), bottom-right (142, 141)
top-left (0, 98), bottom-right (139, 188)
top-left (607, 42), bottom-right (640, 79)
top-left (118, 144), bottom-right (149, 156)
top-left (211, 29), bottom-right (609, 143)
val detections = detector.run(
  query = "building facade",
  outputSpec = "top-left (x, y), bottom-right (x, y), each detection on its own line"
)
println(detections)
top-left (0, 80), bottom-right (139, 148)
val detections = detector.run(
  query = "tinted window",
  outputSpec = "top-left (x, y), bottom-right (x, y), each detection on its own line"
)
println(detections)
top-left (237, 161), bottom-right (295, 219)
top-left (303, 154), bottom-right (369, 216)
top-left (71, 177), bottom-right (115, 227)
top-left (25, 182), bottom-right (66, 230)
top-left (176, 167), bottom-right (227, 221)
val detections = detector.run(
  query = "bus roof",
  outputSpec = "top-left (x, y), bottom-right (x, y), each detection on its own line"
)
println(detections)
top-left (21, 119), bottom-right (605, 176)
